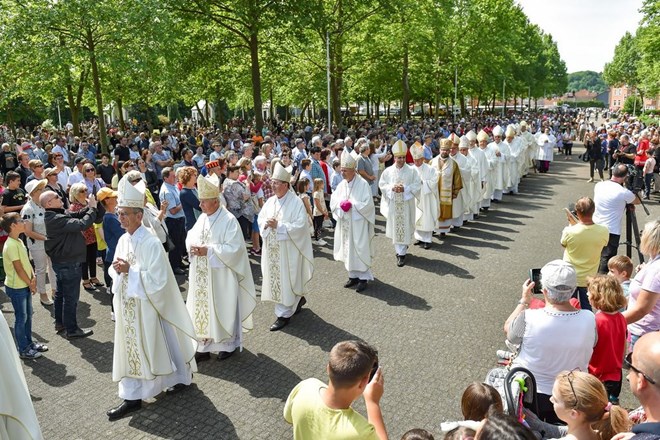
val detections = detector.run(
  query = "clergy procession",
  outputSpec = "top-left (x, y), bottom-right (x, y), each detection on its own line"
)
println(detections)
top-left (0, 111), bottom-right (578, 437)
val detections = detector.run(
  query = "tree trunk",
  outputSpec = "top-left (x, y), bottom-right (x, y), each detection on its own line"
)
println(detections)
top-left (513, 93), bottom-right (517, 112)
top-left (87, 28), bottom-right (108, 153)
top-left (460, 94), bottom-right (466, 116)
top-left (366, 95), bottom-right (370, 119)
top-left (195, 102), bottom-right (208, 126)
top-left (64, 50), bottom-right (87, 137)
top-left (387, 102), bottom-right (390, 119)
top-left (117, 97), bottom-right (126, 131)
top-left (269, 85), bottom-right (274, 128)
top-left (401, 42), bottom-right (410, 120)
top-left (249, 32), bottom-right (264, 132)
top-left (300, 102), bottom-right (309, 122)
top-left (6, 101), bottom-right (16, 139)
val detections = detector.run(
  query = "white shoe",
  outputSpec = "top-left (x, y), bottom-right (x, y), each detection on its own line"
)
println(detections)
top-left (587, 178), bottom-right (594, 182)
top-left (317, 239), bottom-right (328, 246)
top-left (311, 240), bottom-right (320, 245)
top-left (111, 312), bottom-right (115, 322)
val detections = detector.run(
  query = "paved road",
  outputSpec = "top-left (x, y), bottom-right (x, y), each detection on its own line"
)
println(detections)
top-left (3, 145), bottom-right (657, 439)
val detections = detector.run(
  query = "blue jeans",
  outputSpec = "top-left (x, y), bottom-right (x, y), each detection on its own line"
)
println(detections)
top-left (6, 286), bottom-right (33, 353)
top-left (52, 261), bottom-right (82, 333)
top-left (573, 286), bottom-right (592, 311)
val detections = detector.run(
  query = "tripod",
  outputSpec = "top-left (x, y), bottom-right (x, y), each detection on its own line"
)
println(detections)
top-left (624, 193), bottom-right (650, 263)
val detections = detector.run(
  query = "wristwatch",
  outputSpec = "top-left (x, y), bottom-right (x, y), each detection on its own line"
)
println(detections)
top-left (518, 299), bottom-right (530, 307)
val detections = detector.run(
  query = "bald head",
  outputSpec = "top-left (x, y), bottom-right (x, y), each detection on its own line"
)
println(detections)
top-left (635, 332), bottom-right (660, 384)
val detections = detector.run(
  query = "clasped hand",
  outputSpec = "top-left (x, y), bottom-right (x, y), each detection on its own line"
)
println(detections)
top-left (266, 218), bottom-right (278, 229)
top-left (393, 184), bottom-right (404, 193)
top-left (190, 245), bottom-right (208, 257)
top-left (113, 258), bottom-right (130, 274)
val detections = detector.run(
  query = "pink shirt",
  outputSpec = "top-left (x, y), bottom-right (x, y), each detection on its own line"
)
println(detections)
top-left (628, 256), bottom-right (660, 336)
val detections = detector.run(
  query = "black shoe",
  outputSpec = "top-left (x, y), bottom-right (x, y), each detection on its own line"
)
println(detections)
top-left (413, 241), bottom-right (423, 246)
top-left (356, 281), bottom-right (367, 292)
top-left (55, 323), bottom-right (65, 334)
top-left (295, 297), bottom-right (307, 315)
top-left (270, 317), bottom-right (290, 331)
top-left (165, 383), bottom-right (190, 394)
top-left (423, 242), bottom-right (431, 250)
top-left (480, 207), bottom-right (489, 212)
top-left (440, 232), bottom-right (446, 237)
top-left (107, 400), bottom-right (141, 421)
top-left (65, 328), bottom-right (93, 339)
top-left (218, 350), bottom-right (235, 361)
top-left (492, 199), bottom-right (501, 203)
top-left (344, 278), bottom-right (359, 288)
top-left (396, 255), bottom-right (405, 267)
top-left (172, 267), bottom-right (187, 276)
top-left (194, 352), bottom-right (211, 363)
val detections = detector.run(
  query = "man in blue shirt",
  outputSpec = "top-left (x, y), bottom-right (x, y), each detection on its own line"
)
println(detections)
top-left (159, 167), bottom-right (187, 275)
top-left (309, 146), bottom-right (328, 193)
top-left (152, 141), bottom-right (174, 183)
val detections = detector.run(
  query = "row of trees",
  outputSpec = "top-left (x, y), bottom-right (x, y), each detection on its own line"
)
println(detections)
top-left (0, 0), bottom-right (567, 151)
top-left (603, 0), bottom-right (660, 109)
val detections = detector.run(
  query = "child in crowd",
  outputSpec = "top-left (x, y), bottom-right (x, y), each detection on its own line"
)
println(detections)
top-left (587, 275), bottom-right (627, 404)
top-left (1, 212), bottom-right (48, 359)
top-left (296, 178), bottom-right (313, 232)
top-left (550, 371), bottom-right (630, 440)
top-left (284, 340), bottom-right (386, 440)
top-left (312, 178), bottom-right (328, 246)
top-left (401, 428), bottom-right (436, 440)
top-left (443, 426), bottom-right (474, 440)
top-left (607, 255), bottom-right (633, 301)
top-left (643, 148), bottom-right (656, 200)
top-left (461, 382), bottom-right (503, 421)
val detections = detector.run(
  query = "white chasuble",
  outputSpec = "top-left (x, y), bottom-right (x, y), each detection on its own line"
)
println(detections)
top-left (378, 164), bottom-right (422, 246)
top-left (258, 191), bottom-right (314, 307)
top-left (412, 163), bottom-right (439, 232)
top-left (111, 226), bottom-right (197, 389)
top-left (0, 314), bottom-right (43, 440)
top-left (186, 207), bottom-right (256, 350)
top-left (330, 175), bottom-right (375, 273)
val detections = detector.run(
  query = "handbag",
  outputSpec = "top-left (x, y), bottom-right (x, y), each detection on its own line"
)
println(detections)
top-left (159, 223), bottom-right (174, 252)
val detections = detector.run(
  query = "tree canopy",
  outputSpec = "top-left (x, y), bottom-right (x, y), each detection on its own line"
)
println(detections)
top-left (0, 0), bottom-right (568, 133)
top-left (567, 71), bottom-right (607, 94)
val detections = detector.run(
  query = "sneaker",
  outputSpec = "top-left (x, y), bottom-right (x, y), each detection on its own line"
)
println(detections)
top-left (311, 240), bottom-right (320, 245)
top-left (317, 239), bottom-right (328, 246)
top-left (111, 312), bottom-right (116, 322)
top-left (587, 178), bottom-right (594, 182)
top-left (250, 248), bottom-right (261, 256)
top-left (20, 348), bottom-right (42, 360)
top-left (32, 343), bottom-right (49, 352)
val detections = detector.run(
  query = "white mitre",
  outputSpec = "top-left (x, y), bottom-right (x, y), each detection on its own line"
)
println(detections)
top-left (117, 175), bottom-right (145, 208)
top-left (341, 151), bottom-right (357, 169)
top-left (198, 174), bottom-right (220, 199)
top-left (271, 161), bottom-right (291, 182)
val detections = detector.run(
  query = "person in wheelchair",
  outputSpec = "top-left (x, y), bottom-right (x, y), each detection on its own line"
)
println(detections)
top-left (503, 260), bottom-right (597, 424)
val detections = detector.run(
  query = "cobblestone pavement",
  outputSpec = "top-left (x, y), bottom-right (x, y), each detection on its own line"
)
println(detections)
top-left (2, 146), bottom-right (656, 439)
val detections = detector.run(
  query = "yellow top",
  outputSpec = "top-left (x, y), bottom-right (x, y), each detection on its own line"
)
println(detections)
top-left (561, 223), bottom-right (609, 287)
top-left (3, 237), bottom-right (33, 289)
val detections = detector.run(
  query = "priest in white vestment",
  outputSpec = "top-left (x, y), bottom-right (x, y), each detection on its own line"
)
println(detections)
top-left (258, 162), bottom-right (314, 331)
top-left (488, 125), bottom-right (508, 202)
top-left (378, 140), bottom-right (421, 267)
top-left (467, 130), bottom-right (489, 215)
top-left (330, 152), bottom-right (375, 292)
top-left (431, 139), bottom-right (463, 235)
top-left (186, 174), bottom-right (257, 362)
top-left (537, 128), bottom-right (555, 173)
top-left (107, 177), bottom-right (197, 421)
top-left (411, 142), bottom-right (439, 249)
top-left (503, 125), bottom-right (522, 194)
top-left (520, 121), bottom-right (537, 174)
top-left (449, 138), bottom-right (472, 228)
top-left (478, 130), bottom-right (496, 211)
top-left (460, 136), bottom-right (482, 222)
top-left (0, 313), bottom-right (43, 439)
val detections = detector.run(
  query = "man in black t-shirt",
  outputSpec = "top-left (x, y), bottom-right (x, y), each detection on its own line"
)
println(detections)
top-left (96, 153), bottom-right (115, 185)
top-left (112, 136), bottom-right (131, 167)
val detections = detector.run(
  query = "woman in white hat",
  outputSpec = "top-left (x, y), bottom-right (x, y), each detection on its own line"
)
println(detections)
top-left (20, 179), bottom-right (55, 306)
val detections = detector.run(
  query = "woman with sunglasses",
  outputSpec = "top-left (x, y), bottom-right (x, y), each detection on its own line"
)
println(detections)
top-left (43, 167), bottom-right (69, 210)
top-left (549, 371), bottom-right (629, 440)
top-left (68, 183), bottom-right (101, 291)
top-left (623, 220), bottom-right (660, 350)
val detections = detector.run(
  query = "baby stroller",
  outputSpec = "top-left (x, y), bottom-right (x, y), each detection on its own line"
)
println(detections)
top-left (485, 365), bottom-right (540, 425)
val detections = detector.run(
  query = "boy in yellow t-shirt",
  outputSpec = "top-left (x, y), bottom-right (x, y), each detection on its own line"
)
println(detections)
top-left (1, 213), bottom-right (48, 359)
top-left (284, 340), bottom-right (387, 440)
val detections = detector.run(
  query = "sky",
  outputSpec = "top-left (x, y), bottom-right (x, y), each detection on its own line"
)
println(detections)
top-left (516, 0), bottom-right (644, 73)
